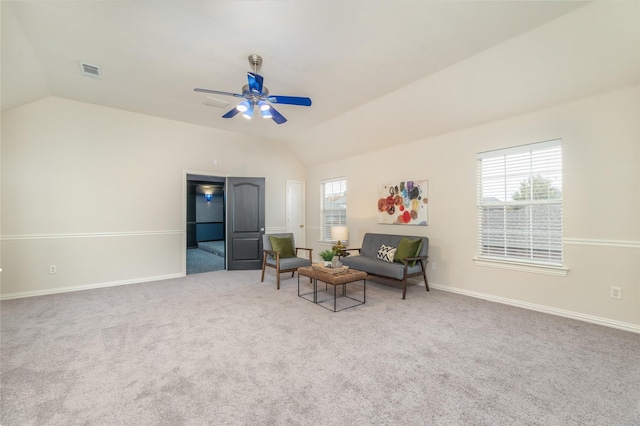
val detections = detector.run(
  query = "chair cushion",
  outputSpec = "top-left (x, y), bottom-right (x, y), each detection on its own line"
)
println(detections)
top-left (376, 244), bottom-right (397, 263)
top-left (269, 235), bottom-right (296, 258)
top-left (394, 237), bottom-right (423, 267)
top-left (264, 256), bottom-right (311, 269)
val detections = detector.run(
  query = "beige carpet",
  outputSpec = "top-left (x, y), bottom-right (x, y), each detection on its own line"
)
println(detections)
top-left (2, 271), bottom-right (639, 425)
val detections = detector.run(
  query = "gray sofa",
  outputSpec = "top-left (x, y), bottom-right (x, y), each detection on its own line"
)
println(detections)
top-left (341, 233), bottom-right (429, 299)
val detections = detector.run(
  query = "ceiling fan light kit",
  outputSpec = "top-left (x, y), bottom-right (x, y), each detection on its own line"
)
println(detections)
top-left (194, 54), bottom-right (312, 125)
top-left (236, 100), bottom-right (250, 112)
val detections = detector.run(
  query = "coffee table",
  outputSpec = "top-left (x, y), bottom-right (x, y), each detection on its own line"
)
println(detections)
top-left (297, 266), bottom-right (367, 312)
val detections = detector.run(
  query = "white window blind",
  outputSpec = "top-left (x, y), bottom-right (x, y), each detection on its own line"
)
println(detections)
top-left (477, 140), bottom-right (563, 265)
top-left (321, 177), bottom-right (347, 241)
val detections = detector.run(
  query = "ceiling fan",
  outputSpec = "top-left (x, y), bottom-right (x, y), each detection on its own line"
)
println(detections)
top-left (194, 54), bottom-right (312, 125)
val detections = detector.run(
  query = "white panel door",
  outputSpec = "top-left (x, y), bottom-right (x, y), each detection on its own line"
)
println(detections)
top-left (286, 180), bottom-right (305, 247)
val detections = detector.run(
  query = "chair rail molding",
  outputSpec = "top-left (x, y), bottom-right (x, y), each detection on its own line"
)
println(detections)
top-left (564, 238), bottom-right (640, 249)
top-left (1, 230), bottom-right (183, 241)
top-left (265, 226), bottom-right (287, 233)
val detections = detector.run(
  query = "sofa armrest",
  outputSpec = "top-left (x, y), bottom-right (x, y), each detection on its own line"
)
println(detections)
top-left (344, 248), bottom-right (362, 255)
top-left (402, 255), bottom-right (428, 262)
top-left (401, 255), bottom-right (428, 269)
top-left (295, 247), bottom-right (313, 261)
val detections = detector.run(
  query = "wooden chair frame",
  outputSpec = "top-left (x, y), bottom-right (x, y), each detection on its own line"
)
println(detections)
top-left (261, 247), bottom-right (313, 289)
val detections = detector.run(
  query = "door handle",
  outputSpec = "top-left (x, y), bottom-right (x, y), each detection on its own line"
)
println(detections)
top-left (260, 227), bottom-right (265, 232)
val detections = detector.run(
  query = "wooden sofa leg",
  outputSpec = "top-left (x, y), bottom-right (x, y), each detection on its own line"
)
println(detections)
top-left (402, 278), bottom-right (407, 300)
top-left (261, 254), bottom-right (267, 283)
top-left (421, 259), bottom-right (429, 291)
top-left (423, 270), bottom-right (429, 291)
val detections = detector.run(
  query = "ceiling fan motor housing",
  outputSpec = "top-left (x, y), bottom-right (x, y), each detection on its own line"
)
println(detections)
top-left (242, 84), bottom-right (269, 98)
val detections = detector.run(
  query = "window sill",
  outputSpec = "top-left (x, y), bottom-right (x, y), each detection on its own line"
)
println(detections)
top-left (472, 257), bottom-right (568, 277)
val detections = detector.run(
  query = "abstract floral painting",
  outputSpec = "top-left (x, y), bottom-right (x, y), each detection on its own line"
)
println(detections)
top-left (377, 179), bottom-right (428, 225)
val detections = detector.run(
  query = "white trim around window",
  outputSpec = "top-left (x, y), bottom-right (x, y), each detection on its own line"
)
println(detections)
top-left (477, 139), bottom-right (563, 267)
top-left (320, 177), bottom-right (347, 242)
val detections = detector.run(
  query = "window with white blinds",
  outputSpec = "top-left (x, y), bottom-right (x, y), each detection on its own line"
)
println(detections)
top-left (477, 140), bottom-right (563, 265)
top-left (320, 177), bottom-right (347, 241)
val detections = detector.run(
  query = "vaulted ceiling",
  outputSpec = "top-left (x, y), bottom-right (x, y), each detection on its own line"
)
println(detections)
top-left (2, 1), bottom-right (638, 166)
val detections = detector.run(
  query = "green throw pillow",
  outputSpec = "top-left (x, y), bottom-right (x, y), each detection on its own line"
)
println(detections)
top-left (394, 237), bottom-right (423, 267)
top-left (269, 235), bottom-right (296, 258)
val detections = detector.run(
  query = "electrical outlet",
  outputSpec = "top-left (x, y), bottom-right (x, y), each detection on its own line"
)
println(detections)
top-left (431, 262), bottom-right (437, 270)
top-left (610, 286), bottom-right (622, 299)
top-left (49, 265), bottom-right (57, 274)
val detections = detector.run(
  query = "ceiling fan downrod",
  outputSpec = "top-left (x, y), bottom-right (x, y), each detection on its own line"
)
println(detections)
top-left (248, 54), bottom-right (262, 74)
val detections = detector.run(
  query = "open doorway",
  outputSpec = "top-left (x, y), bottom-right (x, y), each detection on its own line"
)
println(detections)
top-left (186, 174), bottom-right (226, 274)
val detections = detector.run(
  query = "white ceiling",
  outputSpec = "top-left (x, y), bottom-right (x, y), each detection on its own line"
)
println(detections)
top-left (3, 1), bottom-right (637, 166)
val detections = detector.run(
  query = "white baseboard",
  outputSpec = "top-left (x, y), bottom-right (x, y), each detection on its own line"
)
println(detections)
top-left (427, 282), bottom-right (640, 334)
top-left (5, 275), bottom-right (638, 334)
top-left (0, 273), bottom-right (184, 300)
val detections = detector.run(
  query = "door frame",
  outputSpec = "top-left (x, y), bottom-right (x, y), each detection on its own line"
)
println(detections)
top-left (182, 170), bottom-right (229, 276)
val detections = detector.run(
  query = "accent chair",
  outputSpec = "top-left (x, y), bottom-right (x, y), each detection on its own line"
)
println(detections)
top-left (261, 233), bottom-right (313, 289)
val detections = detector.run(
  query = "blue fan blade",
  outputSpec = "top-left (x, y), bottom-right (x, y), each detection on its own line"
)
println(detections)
top-left (194, 88), bottom-right (244, 98)
top-left (247, 72), bottom-right (264, 94)
top-left (268, 105), bottom-right (287, 124)
top-left (267, 95), bottom-right (312, 106)
top-left (222, 107), bottom-right (241, 118)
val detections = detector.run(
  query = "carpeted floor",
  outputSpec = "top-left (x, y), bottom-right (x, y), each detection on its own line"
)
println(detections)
top-left (2, 271), bottom-right (639, 425)
top-left (186, 248), bottom-right (224, 274)
top-left (187, 242), bottom-right (225, 274)
top-left (197, 241), bottom-right (225, 257)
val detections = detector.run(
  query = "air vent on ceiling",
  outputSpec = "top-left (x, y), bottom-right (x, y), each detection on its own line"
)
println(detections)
top-left (204, 96), bottom-right (230, 109)
top-left (79, 61), bottom-right (102, 79)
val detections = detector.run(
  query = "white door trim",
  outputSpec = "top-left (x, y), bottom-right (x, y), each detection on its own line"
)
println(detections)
top-left (183, 170), bottom-right (230, 275)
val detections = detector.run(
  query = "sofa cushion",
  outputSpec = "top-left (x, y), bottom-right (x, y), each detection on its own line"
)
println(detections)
top-left (376, 244), bottom-right (397, 263)
top-left (269, 235), bottom-right (295, 258)
top-left (395, 237), bottom-right (423, 267)
top-left (342, 256), bottom-right (424, 281)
